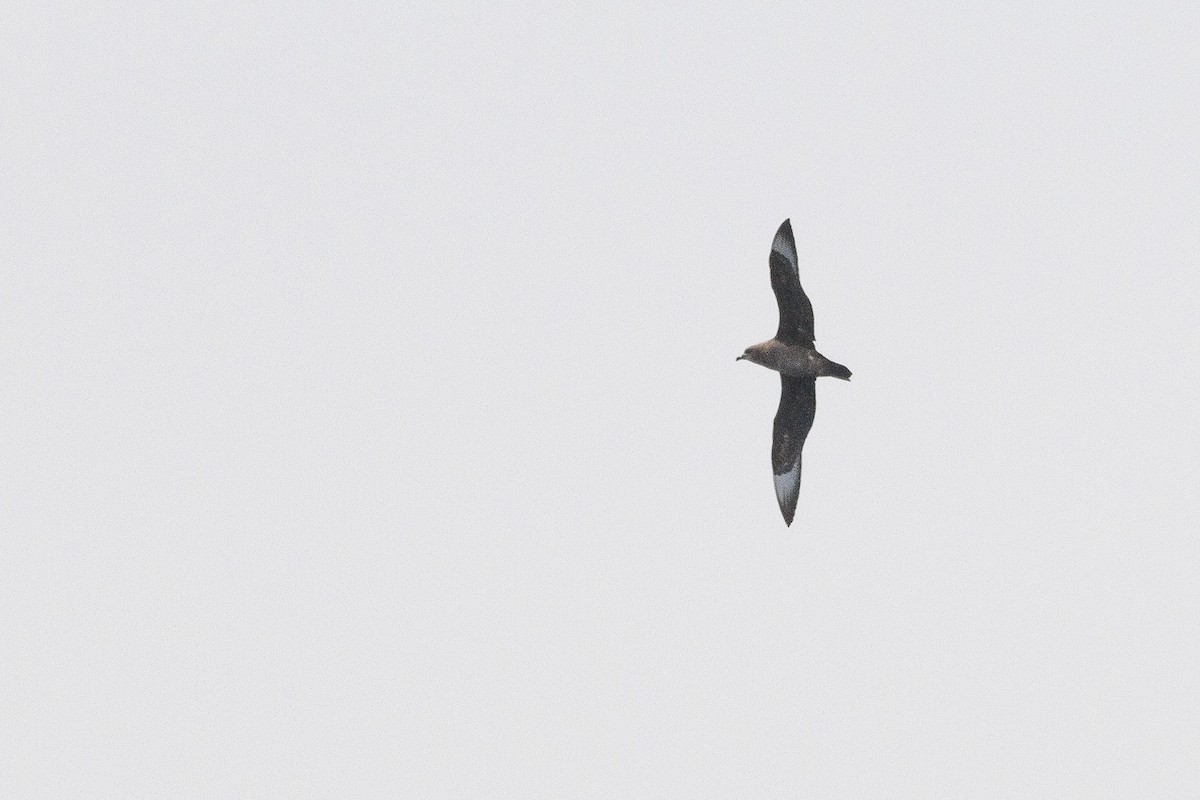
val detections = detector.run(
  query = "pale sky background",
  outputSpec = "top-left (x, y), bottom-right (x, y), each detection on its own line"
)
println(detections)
top-left (4, 2), bottom-right (1200, 797)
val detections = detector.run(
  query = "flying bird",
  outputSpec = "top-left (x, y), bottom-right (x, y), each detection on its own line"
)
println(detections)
top-left (737, 219), bottom-right (851, 526)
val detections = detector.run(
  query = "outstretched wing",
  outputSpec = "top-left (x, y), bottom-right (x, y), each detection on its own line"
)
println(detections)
top-left (772, 375), bottom-right (817, 526)
top-left (770, 219), bottom-right (815, 346)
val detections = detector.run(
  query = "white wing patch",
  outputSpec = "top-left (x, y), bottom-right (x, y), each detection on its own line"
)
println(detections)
top-left (771, 228), bottom-right (798, 270)
top-left (773, 461), bottom-right (801, 508)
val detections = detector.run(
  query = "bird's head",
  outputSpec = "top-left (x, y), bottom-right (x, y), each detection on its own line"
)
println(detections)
top-left (737, 344), bottom-right (767, 365)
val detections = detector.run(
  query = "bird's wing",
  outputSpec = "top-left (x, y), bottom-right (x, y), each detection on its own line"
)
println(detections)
top-left (772, 375), bottom-right (817, 526)
top-left (770, 219), bottom-right (815, 346)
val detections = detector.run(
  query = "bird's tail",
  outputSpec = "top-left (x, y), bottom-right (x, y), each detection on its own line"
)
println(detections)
top-left (823, 360), bottom-right (852, 381)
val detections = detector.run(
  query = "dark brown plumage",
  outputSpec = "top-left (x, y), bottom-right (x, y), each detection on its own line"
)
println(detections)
top-left (738, 219), bottom-right (850, 526)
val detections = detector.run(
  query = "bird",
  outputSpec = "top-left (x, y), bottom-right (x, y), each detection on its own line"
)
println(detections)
top-left (737, 219), bottom-right (850, 526)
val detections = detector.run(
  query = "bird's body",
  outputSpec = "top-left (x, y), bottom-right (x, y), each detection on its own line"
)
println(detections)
top-left (738, 338), bottom-right (850, 379)
top-left (738, 219), bottom-right (850, 526)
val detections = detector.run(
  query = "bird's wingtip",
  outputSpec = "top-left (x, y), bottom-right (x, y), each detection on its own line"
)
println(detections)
top-left (772, 220), bottom-right (798, 265)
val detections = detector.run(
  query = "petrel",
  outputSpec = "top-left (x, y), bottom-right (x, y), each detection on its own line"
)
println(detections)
top-left (738, 219), bottom-right (851, 526)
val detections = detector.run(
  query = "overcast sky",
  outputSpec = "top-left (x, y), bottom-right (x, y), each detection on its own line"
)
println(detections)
top-left (4, 2), bottom-right (1200, 797)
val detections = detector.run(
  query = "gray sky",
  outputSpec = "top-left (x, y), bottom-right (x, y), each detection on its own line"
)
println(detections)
top-left (4, 2), bottom-right (1200, 796)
